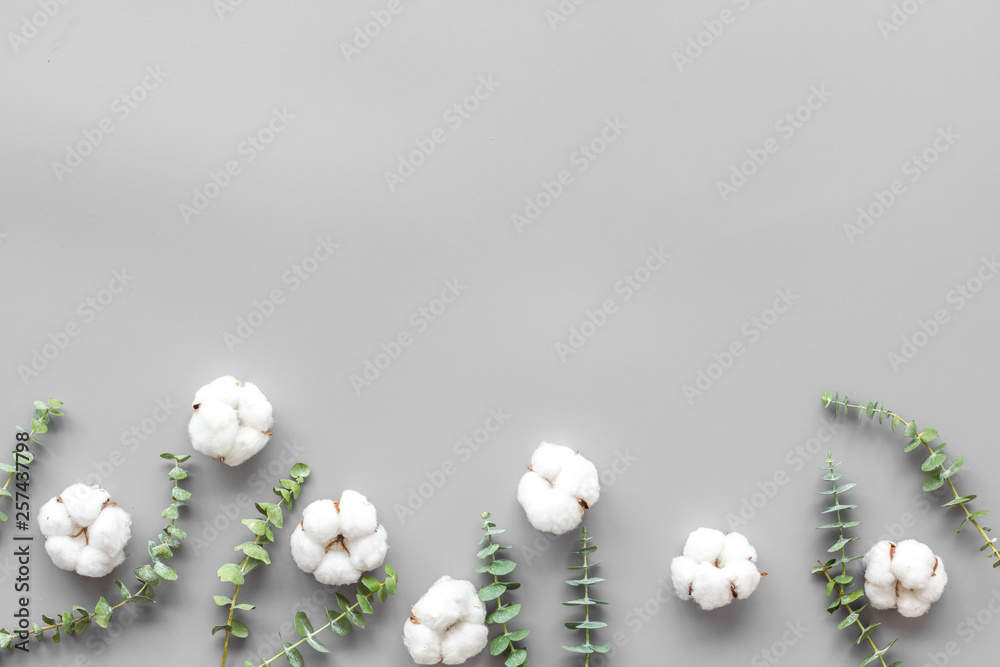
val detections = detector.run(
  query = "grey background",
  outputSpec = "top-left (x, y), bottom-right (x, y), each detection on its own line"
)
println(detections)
top-left (2, 1), bottom-right (1000, 666)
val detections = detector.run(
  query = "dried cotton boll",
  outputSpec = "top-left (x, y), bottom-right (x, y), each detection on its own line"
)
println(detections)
top-left (39, 484), bottom-right (131, 577)
top-left (862, 540), bottom-right (947, 617)
top-left (188, 376), bottom-right (273, 466)
top-left (291, 492), bottom-right (388, 586)
top-left (404, 576), bottom-right (488, 665)
top-left (517, 442), bottom-right (600, 535)
top-left (671, 528), bottom-right (765, 610)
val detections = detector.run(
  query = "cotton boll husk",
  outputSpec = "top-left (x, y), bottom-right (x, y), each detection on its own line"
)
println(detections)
top-left (237, 382), bottom-right (274, 431)
top-left (896, 586), bottom-right (932, 618)
top-left (60, 483), bottom-right (110, 527)
top-left (670, 556), bottom-right (697, 600)
top-left (682, 527), bottom-right (726, 565)
top-left (916, 560), bottom-right (948, 604)
top-left (188, 403), bottom-right (239, 459)
top-left (864, 581), bottom-right (898, 610)
top-left (225, 427), bottom-right (269, 466)
top-left (38, 497), bottom-right (78, 537)
top-left (517, 473), bottom-right (582, 535)
top-left (440, 621), bottom-right (488, 665)
top-left (339, 490), bottom-right (379, 538)
top-left (718, 532), bottom-right (756, 566)
top-left (863, 541), bottom-right (896, 587)
top-left (554, 454), bottom-right (600, 507)
top-left (691, 562), bottom-right (733, 610)
top-left (403, 619), bottom-right (443, 665)
top-left (722, 560), bottom-right (761, 599)
top-left (348, 524), bottom-right (389, 572)
top-left (290, 523), bottom-right (324, 573)
top-left (529, 442), bottom-right (575, 481)
top-left (76, 546), bottom-right (124, 578)
top-left (46, 533), bottom-right (86, 571)
top-left (193, 375), bottom-right (240, 408)
top-left (87, 506), bottom-right (131, 555)
top-left (890, 540), bottom-right (937, 589)
top-left (302, 499), bottom-right (341, 545)
top-left (313, 546), bottom-right (362, 586)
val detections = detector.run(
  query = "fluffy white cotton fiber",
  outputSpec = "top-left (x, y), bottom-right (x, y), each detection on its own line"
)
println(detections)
top-left (404, 576), bottom-right (488, 665)
top-left (517, 442), bottom-right (600, 535)
top-left (863, 539), bottom-right (947, 617)
top-left (671, 528), bottom-right (764, 610)
top-left (39, 484), bottom-right (131, 578)
top-left (188, 375), bottom-right (273, 466)
top-left (290, 491), bottom-right (388, 586)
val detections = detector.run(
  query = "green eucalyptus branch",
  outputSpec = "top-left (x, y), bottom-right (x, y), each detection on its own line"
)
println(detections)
top-left (564, 526), bottom-right (609, 665)
top-left (476, 512), bottom-right (530, 667)
top-left (0, 452), bottom-right (191, 650)
top-left (0, 398), bottom-right (63, 524)
top-left (821, 391), bottom-right (999, 568)
top-left (244, 564), bottom-right (398, 667)
top-left (216, 463), bottom-right (311, 667)
top-left (811, 453), bottom-right (901, 667)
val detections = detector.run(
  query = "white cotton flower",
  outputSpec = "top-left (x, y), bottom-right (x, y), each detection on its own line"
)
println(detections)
top-left (404, 576), bottom-right (488, 665)
top-left (517, 442), bottom-right (600, 535)
top-left (290, 491), bottom-right (388, 586)
top-left (188, 375), bottom-right (273, 466)
top-left (671, 528), bottom-right (765, 610)
top-left (39, 484), bottom-right (131, 577)
top-left (863, 540), bottom-right (947, 617)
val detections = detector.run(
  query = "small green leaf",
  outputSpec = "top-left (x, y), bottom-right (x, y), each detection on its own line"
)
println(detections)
top-left (357, 594), bottom-right (374, 614)
top-left (958, 510), bottom-right (990, 533)
top-left (942, 457), bottom-right (966, 479)
top-left (290, 463), bottom-right (310, 478)
top-left (489, 634), bottom-right (510, 655)
top-left (942, 495), bottom-right (977, 508)
top-left (923, 470), bottom-right (946, 492)
top-left (218, 563), bottom-right (245, 586)
top-left (919, 428), bottom-right (939, 443)
top-left (922, 452), bottom-right (947, 471)
top-left (95, 597), bottom-right (112, 628)
top-left (479, 583), bottom-right (507, 601)
top-left (837, 608), bottom-right (861, 629)
top-left (478, 543), bottom-right (500, 559)
top-left (133, 565), bottom-right (161, 586)
top-left (230, 620), bottom-right (249, 639)
top-left (214, 596), bottom-right (233, 606)
top-left (162, 505), bottom-right (179, 520)
top-left (484, 559), bottom-right (517, 576)
top-left (487, 603), bottom-right (521, 624)
top-left (325, 608), bottom-right (350, 636)
top-left (294, 611), bottom-right (313, 639)
top-left (168, 466), bottom-right (188, 480)
top-left (153, 562), bottom-right (178, 580)
top-left (238, 542), bottom-right (271, 564)
top-left (114, 579), bottom-right (131, 600)
top-left (172, 487), bottom-right (192, 501)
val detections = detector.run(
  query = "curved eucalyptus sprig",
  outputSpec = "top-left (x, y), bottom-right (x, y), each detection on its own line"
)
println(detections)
top-left (0, 452), bottom-right (191, 650)
top-left (0, 398), bottom-right (63, 525)
top-left (476, 512), bottom-right (530, 667)
top-left (217, 463), bottom-right (311, 667)
top-left (564, 526), bottom-right (609, 665)
top-left (812, 453), bottom-right (901, 667)
top-left (822, 391), bottom-right (999, 568)
top-left (244, 564), bottom-right (398, 667)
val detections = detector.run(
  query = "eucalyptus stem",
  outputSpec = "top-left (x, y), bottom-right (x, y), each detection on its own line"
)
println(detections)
top-left (0, 399), bottom-right (63, 525)
top-left (822, 391), bottom-right (1000, 567)
top-left (564, 525), bottom-right (608, 664)
top-left (476, 513), bottom-right (529, 666)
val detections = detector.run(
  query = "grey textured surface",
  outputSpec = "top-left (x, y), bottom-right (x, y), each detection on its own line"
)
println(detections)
top-left (2, 2), bottom-right (1000, 666)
